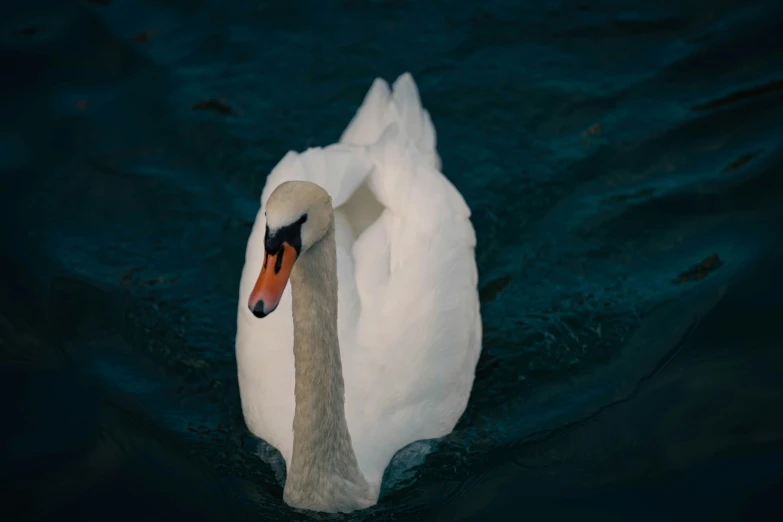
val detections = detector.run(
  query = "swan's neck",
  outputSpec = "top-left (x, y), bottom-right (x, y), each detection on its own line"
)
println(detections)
top-left (285, 218), bottom-right (372, 513)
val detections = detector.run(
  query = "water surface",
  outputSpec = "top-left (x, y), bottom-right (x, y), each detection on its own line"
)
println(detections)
top-left (2, 0), bottom-right (782, 520)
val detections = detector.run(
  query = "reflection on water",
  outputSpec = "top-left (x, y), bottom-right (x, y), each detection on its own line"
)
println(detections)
top-left (1, 0), bottom-right (782, 520)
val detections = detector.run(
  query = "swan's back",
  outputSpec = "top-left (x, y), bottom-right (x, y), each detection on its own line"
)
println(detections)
top-left (236, 73), bottom-right (482, 495)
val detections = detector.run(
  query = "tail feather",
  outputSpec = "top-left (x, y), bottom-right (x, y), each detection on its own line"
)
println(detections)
top-left (388, 73), bottom-right (440, 170)
top-left (339, 78), bottom-right (392, 147)
top-left (340, 73), bottom-right (441, 170)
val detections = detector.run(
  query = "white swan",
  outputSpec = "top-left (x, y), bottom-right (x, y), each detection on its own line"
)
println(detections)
top-left (235, 73), bottom-right (482, 513)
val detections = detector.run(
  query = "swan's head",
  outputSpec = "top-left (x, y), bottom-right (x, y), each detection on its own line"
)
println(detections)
top-left (248, 181), bottom-right (333, 318)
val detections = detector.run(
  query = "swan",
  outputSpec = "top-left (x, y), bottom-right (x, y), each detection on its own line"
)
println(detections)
top-left (235, 73), bottom-right (482, 513)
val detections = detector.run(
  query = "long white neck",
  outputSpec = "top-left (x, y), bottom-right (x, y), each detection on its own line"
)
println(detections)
top-left (283, 216), bottom-right (374, 513)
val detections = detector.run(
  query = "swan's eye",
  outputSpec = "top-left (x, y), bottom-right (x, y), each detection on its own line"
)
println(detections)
top-left (265, 214), bottom-right (307, 255)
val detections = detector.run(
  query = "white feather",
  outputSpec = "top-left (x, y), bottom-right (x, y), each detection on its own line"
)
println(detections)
top-left (236, 73), bottom-right (482, 495)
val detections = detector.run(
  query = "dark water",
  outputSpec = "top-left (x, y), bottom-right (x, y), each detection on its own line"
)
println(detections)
top-left (2, 0), bottom-right (783, 520)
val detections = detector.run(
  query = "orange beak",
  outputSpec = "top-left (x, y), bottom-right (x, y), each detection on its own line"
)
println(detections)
top-left (248, 242), bottom-right (298, 318)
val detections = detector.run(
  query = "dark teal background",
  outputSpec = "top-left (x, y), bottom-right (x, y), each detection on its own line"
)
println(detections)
top-left (2, 0), bottom-right (782, 520)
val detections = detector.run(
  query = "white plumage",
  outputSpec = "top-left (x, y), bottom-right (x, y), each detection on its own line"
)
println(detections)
top-left (235, 73), bottom-right (482, 498)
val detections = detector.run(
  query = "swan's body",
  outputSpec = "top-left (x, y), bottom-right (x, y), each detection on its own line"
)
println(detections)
top-left (236, 73), bottom-right (482, 513)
